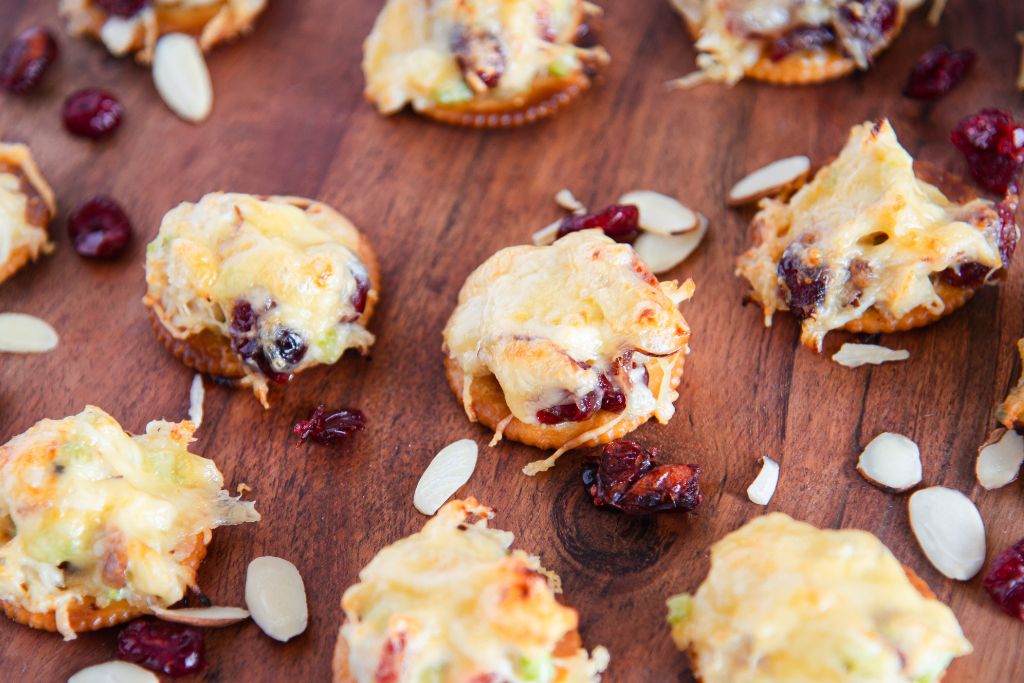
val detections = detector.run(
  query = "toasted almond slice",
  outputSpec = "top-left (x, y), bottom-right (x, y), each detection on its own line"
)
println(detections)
top-left (245, 556), bottom-right (308, 642)
top-left (532, 219), bottom-right (562, 246)
top-left (555, 189), bottom-right (585, 213)
top-left (99, 16), bottom-right (142, 56)
top-left (976, 428), bottom-right (1024, 490)
top-left (152, 605), bottom-right (249, 627)
top-left (0, 313), bottom-right (58, 353)
top-left (727, 156), bottom-right (811, 206)
top-left (856, 432), bottom-right (922, 493)
top-left (928, 0), bottom-right (947, 26)
top-left (747, 456), bottom-right (779, 505)
top-left (832, 343), bottom-right (910, 368)
top-left (153, 33), bottom-right (213, 123)
top-left (908, 486), bottom-right (986, 581)
top-left (414, 439), bottom-right (478, 515)
top-left (68, 661), bottom-right (158, 683)
top-left (188, 374), bottom-right (205, 428)
top-left (618, 190), bottom-right (698, 235)
top-left (632, 213), bottom-right (707, 274)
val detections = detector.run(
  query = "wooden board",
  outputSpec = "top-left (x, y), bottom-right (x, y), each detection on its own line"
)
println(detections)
top-left (1, 1), bottom-right (1023, 681)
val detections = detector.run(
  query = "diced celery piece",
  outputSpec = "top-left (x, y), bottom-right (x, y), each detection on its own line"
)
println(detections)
top-left (518, 654), bottom-right (556, 683)
top-left (433, 80), bottom-right (474, 106)
top-left (548, 51), bottom-right (579, 77)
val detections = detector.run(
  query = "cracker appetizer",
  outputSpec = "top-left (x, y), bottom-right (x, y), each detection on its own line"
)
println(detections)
top-left (737, 119), bottom-right (1019, 350)
top-left (0, 143), bottom-right (55, 285)
top-left (996, 338), bottom-right (1024, 430)
top-left (669, 0), bottom-right (922, 87)
top-left (333, 498), bottom-right (609, 683)
top-left (0, 406), bottom-right (260, 640)
top-left (60, 0), bottom-right (268, 63)
top-left (362, 0), bottom-right (610, 128)
top-left (144, 192), bottom-right (380, 407)
top-left (442, 230), bottom-right (694, 474)
top-left (667, 513), bottom-right (972, 683)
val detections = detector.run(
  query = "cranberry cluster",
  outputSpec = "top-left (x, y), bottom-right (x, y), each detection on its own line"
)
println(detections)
top-left (535, 354), bottom-right (646, 425)
top-left (117, 620), bottom-right (205, 677)
top-left (293, 404), bottom-right (366, 446)
top-left (951, 109), bottom-right (1024, 196)
top-left (229, 300), bottom-right (307, 384)
top-left (582, 440), bottom-right (704, 515)
top-left (556, 204), bottom-right (639, 242)
top-left (777, 246), bottom-right (828, 321)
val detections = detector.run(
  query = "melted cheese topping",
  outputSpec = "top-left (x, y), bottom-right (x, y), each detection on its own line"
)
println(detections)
top-left (737, 120), bottom-right (1004, 349)
top-left (443, 230), bottom-right (691, 426)
top-left (0, 406), bottom-right (259, 639)
top-left (340, 499), bottom-right (609, 683)
top-left (670, 0), bottom-right (923, 87)
top-left (668, 514), bottom-right (971, 683)
top-left (144, 193), bottom-right (375, 404)
top-left (0, 144), bottom-right (54, 275)
top-left (363, 0), bottom-right (607, 113)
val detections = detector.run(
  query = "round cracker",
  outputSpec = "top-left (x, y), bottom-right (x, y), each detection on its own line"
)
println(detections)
top-left (146, 196), bottom-right (381, 391)
top-left (0, 533), bottom-right (207, 636)
top-left (443, 351), bottom-right (686, 452)
top-left (0, 153), bottom-right (55, 286)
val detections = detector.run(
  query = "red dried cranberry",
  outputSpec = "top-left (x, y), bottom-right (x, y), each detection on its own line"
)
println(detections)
top-left (769, 25), bottom-right (835, 62)
top-left (0, 26), bottom-right (58, 94)
top-left (951, 109), bottom-right (1024, 195)
top-left (573, 17), bottom-right (599, 48)
top-left (117, 620), bottom-right (205, 677)
top-left (834, 0), bottom-right (898, 65)
top-left (983, 538), bottom-right (1024, 620)
top-left (67, 195), bottom-right (132, 259)
top-left (582, 440), bottom-right (703, 515)
top-left (95, 0), bottom-right (147, 18)
top-left (294, 404), bottom-right (366, 445)
top-left (939, 261), bottom-right (990, 288)
top-left (451, 27), bottom-right (505, 90)
top-left (598, 374), bottom-right (626, 413)
top-left (557, 204), bottom-right (640, 242)
top-left (274, 330), bottom-right (307, 366)
top-left (903, 44), bottom-right (975, 100)
top-left (62, 88), bottom-right (124, 140)
top-left (536, 387), bottom-right (601, 425)
top-left (777, 247), bottom-right (828, 320)
top-left (230, 300), bottom-right (257, 335)
top-left (350, 270), bottom-right (369, 318)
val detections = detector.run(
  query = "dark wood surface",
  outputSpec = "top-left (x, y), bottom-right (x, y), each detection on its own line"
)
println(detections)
top-left (1, 1), bottom-right (1023, 681)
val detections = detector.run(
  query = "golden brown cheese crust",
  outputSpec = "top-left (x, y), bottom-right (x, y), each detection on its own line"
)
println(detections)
top-left (0, 143), bottom-right (56, 285)
top-left (333, 498), bottom-right (608, 683)
top-left (363, 0), bottom-right (609, 127)
top-left (60, 0), bottom-right (267, 63)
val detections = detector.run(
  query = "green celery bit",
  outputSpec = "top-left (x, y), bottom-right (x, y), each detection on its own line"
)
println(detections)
top-left (433, 81), bottom-right (474, 106)
top-left (517, 654), bottom-right (556, 683)
top-left (666, 593), bottom-right (692, 626)
top-left (548, 51), bottom-right (579, 77)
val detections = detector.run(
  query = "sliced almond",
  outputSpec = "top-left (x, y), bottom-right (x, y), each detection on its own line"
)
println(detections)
top-left (0, 313), bottom-right (58, 353)
top-left (188, 374), bottom-right (205, 428)
top-left (1017, 32), bottom-right (1024, 92)
top-left (68, 661), bottom-right (158, 683)
top-left (746, 456), bottom-right (779, 505)
top-left (727, 156), bottom-right (811, 206)
top-left (832, 343), bottom-right (910, 368)
top-left (632, 213), bottom-right (707, 274)
top-left (245, 556), bottom-right (308, 642)
top-left (153, 33), bottom-right (213, 123)
top-left (976, 428), bottom-right (1024, 490)
top-left (414, 439), bottom-right (478, 515)
top-left (554, 188), bottom-right (585, 213)
top-left (856, 432), bottom-right (922, 493)
top-left (618, 190), bottom-right (698, 235)
top-left (532, 219), bottom-right (562, 246)
top-left (908, 486), bottom-right (986, 581)
top-left (99, 16), bottom-right (142, 56)
top-left (152, 604), bottom-right (249, 627)
top-left (928, 0), bottom-right (947, 26)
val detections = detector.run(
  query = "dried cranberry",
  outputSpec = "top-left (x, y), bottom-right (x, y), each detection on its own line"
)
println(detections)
top-left (0, 26), bottom-right (58, 94)
top-left (903, 44), bottom-right (975, 100)
top-left (582, 440), bottom-right (703, 515)
top-left (95, 0), bottom-right (147, 18)
top-left (996, 198), bottom-right (1019, 265)
top-left (598, 374), bottom-right (626, 413)
top-left (983, 538), bottom-right (1024, 620)
top-left (117, 620), bottom-right (205, 677)
top-left (293, 404), bottom-right (366, 445)
top-left (573, 17), bottom-right (599, 48)
top-left (62, 88), bottom-right (124, 140)
top-left (67, 195), bottom-right (132, 259)
top-left (769, 25), bottom-right (835, 62)
top-left (230, 300), bottom-right (257, 335)
top-left (451, 27), bottom-right (505, 90)
top-left (274, 330), bottom-right (307, 366)
top-left (834, 0), bottom-right (898, 65)
top-left (350, 270), bottom-right (369, 317)
top-left (939, 261), bottom-right (990, 288)
top-left (777, 248), bottom-right (827, 320)
top-left (951, 109), bottom-right (1024, 195)
top-left (556, 204), bottom-right (640, 242)
top-left (536, 387), bottom-right (601, 425)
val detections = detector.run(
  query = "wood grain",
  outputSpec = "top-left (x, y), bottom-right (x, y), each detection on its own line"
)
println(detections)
top-left (1, 1), bottom-right (1023, 681)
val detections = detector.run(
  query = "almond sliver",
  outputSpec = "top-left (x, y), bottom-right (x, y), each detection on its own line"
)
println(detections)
top-left (414, 439), bottom-right (478, 515)
top-left (531, 219), bottom-right (561, 246)
top-left (632, 213), bottom-right (707, 274)
top-left (727, 156), bottom-right (810, 205)
top-left (832, 343), bottom-right (909, 368)
top-left (153, 33), bottom-right (213, 123)
top-left (152, 605), bottom-right (249, 627)
top-left (554, 188), bottom-right (585, 213)
top-left (618, 190), bottom-right (697, 235)
top-left (0, 313), bottom-right (58, 353)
